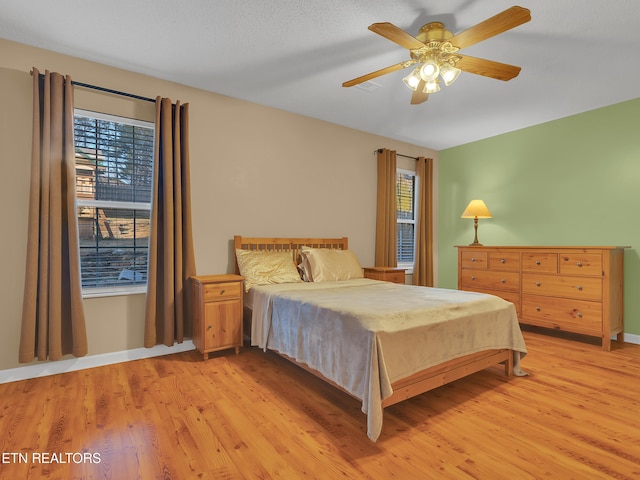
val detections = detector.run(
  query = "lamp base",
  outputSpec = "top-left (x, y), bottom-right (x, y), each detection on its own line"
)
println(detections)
top-left (469, 218), bottom-right (482, 246)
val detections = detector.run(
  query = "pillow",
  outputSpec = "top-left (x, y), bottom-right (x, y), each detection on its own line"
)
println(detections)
top-left (235, 249), bottom-right (303, 292)
top-left (300, 246), bottom-right (364, 282)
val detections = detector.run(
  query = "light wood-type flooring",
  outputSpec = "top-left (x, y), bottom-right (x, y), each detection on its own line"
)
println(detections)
top-left (1, 331), bottom-right (639, 479)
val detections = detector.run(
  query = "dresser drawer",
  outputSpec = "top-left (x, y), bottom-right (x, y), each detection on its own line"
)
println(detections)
top-left (488, 252), bottom-right (520, 272)
top-left (203, 281), bottom-right (242, 301)
top-left (461, 270), bottom-right (520, 292)
top-left (522, 274), bottom-right (602, 301)
top-left (461, 250), bottom-right (488, 270)
top-left (522, 294), bottom-right (602, 335)
top-left (559, 253), bottom-right (602, 276)
top-left (522, 253), bottom-right (558, 273)
top-left (463, 287), bottom-right (521, 317)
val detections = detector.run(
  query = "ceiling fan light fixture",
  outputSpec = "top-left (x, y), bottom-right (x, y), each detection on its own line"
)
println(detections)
top-left (440, 63), bottom-right (461, 86)
top-left (419, 59), bottom-right (440, 81)
top-left (402, 66), bottom-right (422, 91)
top-left (424, 79), bottom-right (440, 94)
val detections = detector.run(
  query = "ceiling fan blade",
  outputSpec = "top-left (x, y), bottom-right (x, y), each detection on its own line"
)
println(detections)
top-left (368, 22), bottom-right (426, 50)
top-left (342, 60), bottom-right (416, 87)
top-left (410, 80), bottom-right (429, 105)
top-left (455, 55), bottom-right (521, 81)
top-left (448, 6), bottom-right (531, 50)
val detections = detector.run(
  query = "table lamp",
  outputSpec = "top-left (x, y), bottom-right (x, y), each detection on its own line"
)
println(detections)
top-left (461, 200), bottom-right (492, 246)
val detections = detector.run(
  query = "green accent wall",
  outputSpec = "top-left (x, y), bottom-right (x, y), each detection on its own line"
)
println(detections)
top-left (438, 98), bottom-right (640, 336)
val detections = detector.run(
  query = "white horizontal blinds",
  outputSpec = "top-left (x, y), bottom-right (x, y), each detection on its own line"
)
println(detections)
top-left (396, 170), bottom-right (416, 265)
top-left (74, 110), bottom-right (154, 290)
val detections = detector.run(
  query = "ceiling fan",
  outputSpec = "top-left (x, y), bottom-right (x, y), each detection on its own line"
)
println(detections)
top-left (342, 6), bottom-right (531, 105)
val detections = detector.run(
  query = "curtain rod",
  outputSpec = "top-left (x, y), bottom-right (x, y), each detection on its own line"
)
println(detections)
top-left (72, 81), bottom-right (156, 103)
top-left (31, 70), bottom-right (155, 103)
top-left (375, 148), bottom-right (419, 160)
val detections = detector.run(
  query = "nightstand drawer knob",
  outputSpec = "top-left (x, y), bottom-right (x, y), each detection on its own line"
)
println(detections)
top-left (220, 289), bottom-right (226, 295)
top-left (536, 306), bottom-right (541, 312)
top-left (471, 257), bottom-right (476, 262)
top-left (471, 275), bottom-right (476, 280)
top-left (501, 258), bottom-right (506, 263)
top-left (577, 285), bottom-right (583, 291)
top-left (501, 278), bottom-right (506, 283)
top-left (535, 260), bottom-right (541, 265)
top-left (535, 282), bottom-right (541, 287)
top-left (576, 262), bottom-right (583, 267)
top-left (577, 312), bottom-right (583, 318)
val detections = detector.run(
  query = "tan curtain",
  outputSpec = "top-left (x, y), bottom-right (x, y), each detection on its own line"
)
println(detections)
top-left (375, 148), bottom-right (397, 267)
top-left (19, 68), bottom-right (88, 362)
top-left (413, 156), bottom-right (434, 286)
top-left (144, 98), bottom-right (197, 347)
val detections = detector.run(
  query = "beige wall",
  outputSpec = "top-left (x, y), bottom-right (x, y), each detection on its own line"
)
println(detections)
top-left (0, 38), bottom-right (438, 371)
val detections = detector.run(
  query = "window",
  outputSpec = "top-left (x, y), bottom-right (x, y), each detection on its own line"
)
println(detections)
top-left (74, 109), bottom-right (154, 296)
top-left (396, 169), bottom-right (417, 271)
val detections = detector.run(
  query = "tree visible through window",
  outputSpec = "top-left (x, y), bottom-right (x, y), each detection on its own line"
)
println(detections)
top-left (74, 109), bottom-right (154, 293)
top-left (396, 169), bottom-right (416, 269)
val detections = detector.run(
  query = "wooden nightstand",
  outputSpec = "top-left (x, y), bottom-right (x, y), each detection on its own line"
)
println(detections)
top-left (363, 267), bottom-right (406, 284)
top-left (191, 274), bottom-right (244, 359)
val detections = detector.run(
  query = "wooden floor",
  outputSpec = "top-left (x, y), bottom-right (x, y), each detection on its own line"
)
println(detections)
top-left (1, 331), bottom-right (639, 479)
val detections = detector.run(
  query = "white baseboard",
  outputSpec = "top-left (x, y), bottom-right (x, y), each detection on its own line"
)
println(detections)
top-left (621, 332), bottom-right (640, 345)
top-left (0, 341), bottom-right (195, 384)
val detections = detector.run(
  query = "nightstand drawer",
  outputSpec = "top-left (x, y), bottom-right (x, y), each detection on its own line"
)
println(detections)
top-left (203, 282), bottom-right (242, 301)
top-left (382, 271), bottom-right (406, 284)
top-left (363, 267), bottom-right (406, 284)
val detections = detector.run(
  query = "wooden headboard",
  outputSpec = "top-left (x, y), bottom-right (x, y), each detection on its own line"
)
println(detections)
top-left (233, 236), bottom-right (348, 274)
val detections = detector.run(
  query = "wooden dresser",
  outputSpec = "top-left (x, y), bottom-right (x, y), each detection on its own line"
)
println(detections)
top-left (457, 246), bottom-right (627, 350)
top-left (191, 274), bottom-right (244, 359)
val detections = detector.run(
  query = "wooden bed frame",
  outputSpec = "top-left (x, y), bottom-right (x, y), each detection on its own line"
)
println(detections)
top-left (233, 235), bottom-right (514, 410)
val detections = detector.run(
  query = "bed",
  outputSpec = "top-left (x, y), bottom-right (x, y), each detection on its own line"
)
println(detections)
top-left (233, 236), bottom-right (527, 441)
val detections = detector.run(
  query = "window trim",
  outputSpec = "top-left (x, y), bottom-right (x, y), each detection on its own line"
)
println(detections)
top-left (396, 168), bottom-right (418, 274)
top-left (74, 108), bottom-right (154, 298)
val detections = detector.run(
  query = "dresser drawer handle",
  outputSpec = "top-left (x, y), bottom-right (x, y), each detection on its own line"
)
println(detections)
top-left (535, 306), bottom-right (541, 312)
top-left (220, 289), bottom-right (226, 295)
top-left (577, 312), bottom-right (583, 318)
top-left (576, 262), bottom-right (583, 267)
top-left (535, 260), bottom-right (541, 265)
top-left (577, 285), bottom-right (583, 291)
top-left (535, 282), bottom-right (541, 287)
top-left (501, 278), bottom-right (506, 283)
top-left (471, 257), bottom-right (476, 262)
top-left (501, 258), bottom-right (506, 264)
top-left (471, 275), bottom-right (476, 280)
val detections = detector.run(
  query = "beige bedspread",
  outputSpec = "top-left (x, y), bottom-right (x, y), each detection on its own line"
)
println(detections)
top-left (249, 278), bottom-right (527, 441)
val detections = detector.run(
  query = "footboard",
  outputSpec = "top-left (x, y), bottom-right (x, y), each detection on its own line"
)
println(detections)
top-left (383, 349), bottom-right (513, 407)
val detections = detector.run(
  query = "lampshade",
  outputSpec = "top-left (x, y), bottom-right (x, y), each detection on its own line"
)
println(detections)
top-left (423, 79), bottom-right (440, 94)
top-left (440, 63), bottom-right (461, 86)
top-left (419, 59), bottom-right (440, 81)
top-left (461, 200), bottom-right (492, 219)
top-left (402, 66), bottom-right (422, 91)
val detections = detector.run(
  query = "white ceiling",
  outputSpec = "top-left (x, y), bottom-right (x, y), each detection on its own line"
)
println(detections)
top-left (2, 1), bottom-right (639, 150)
